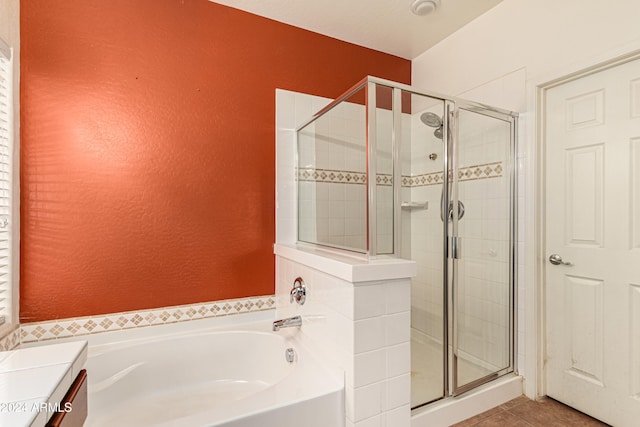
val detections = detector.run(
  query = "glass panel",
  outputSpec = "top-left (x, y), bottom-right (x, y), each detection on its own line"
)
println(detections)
top-left (454, 107), bottom-right (513, 391)
top-left (375, 85), bottom-right (394, 254)
top-left (401, 91), bottom-right (447, 407)
top-left (297, 87), bottom-right (367, 253)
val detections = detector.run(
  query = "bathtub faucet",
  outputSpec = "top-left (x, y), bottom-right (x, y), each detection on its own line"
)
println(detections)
top-left (272, 315), bottom-right (302, 331)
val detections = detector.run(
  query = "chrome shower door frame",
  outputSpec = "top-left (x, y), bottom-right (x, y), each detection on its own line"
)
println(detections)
top-left (295, 76), bottom-right (518, 402)
top-left (449, 102), bottom-right (518, 396)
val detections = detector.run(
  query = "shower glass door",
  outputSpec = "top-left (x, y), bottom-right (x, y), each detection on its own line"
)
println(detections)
top-left (451, 106), bottom-right (516, 395)
top-left (407, 95), bottom-right (516, 406)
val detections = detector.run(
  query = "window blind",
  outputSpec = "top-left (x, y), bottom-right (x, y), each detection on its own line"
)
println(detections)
top-left (0, 40), bottom-right (13, 327)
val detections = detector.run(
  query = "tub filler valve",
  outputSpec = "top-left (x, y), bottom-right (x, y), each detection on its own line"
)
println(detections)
top-left (290, 277), bottom-right (306, 305)
top-left (272, 315), bottom-right (302, 331)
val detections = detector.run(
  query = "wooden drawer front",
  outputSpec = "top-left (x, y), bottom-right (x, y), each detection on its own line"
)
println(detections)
top-left (46, 369), bottom-right (87, 427)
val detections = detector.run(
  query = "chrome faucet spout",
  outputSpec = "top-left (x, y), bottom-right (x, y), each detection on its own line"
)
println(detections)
top-left (272, 315), bottom-right (302, 331)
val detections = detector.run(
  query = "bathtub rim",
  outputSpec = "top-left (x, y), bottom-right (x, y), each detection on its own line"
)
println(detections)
top-left (20, 310), bottom-right (275, 351)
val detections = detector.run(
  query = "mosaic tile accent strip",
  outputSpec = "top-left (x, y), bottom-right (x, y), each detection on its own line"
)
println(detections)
top-left (0, 326), bottom-right (21, 351)
top-left (298, 167), bottom-right (368, 185)
top-left (298, 162), bottom-right (503, 188)
top-left (402, 171), bottom-right (446, 187)
top-left (376, 173), bottom-right (393, 186)
top-left (404, 161), bottom-right (503, 187)
top-left (19, 295), bottom-right (275, 344)
top-left (297, 168), bottom-right (394, 186)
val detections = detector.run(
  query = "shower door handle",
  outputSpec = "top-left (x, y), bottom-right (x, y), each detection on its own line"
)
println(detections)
top-left (451, 236), bottom-right (462, 259)
top-left (440, 191), bottom-right (466, 222)
top-left (549, 254), bottom-right (572, 266)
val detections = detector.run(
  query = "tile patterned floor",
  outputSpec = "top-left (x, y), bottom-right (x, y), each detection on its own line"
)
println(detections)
top-left (452, 396), bottom-right (610, 427)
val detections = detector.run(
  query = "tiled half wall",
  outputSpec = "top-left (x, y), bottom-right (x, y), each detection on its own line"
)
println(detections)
top-left (0, 295), bottom-right (275, 351)
top-left (275, 244), bottom-right (416, 427)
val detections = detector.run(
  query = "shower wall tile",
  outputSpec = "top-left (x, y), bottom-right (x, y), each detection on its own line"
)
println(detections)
top-left (276, 89), bottom-right (332, 245)
top-left (346, 417), bottom-right (379, 427)
top-left (382, 368), bottom-right (412, 411)
top-left (385, 281), bottom-right (411, 314)
top-left (409, 181), bottom-right (444, 340)
top-left (281, 89), bottom-right (506, 260)
top-left (386, 342), bottom-right (411, 378)
top-left (355, 317), bottom-right (385, 353)
top-left (276, 89), bottom-right (295, 130)
top-left (351, 381), bottom-right (383, 421)
top-left (383, 404), bottom-right (411, 426)
top-left (276, 255), bottom-right (356, 378)
top-left (354, 349), bottom-right (386, 387)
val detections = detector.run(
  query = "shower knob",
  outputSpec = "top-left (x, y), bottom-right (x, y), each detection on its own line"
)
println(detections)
top-left (290, 277), bottom-right (306, 305)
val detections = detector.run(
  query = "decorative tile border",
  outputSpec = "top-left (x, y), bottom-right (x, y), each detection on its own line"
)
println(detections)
top-left (402, 171), bottom-right (446, 187)
top-left (297, 162), bottom-right (503, 188)
top-left (298, 167), bottom-right (368, 185)
top-left (403, 162), bottom-right (503, 187)
top-left (376, 173), bottom-right (393, 186)
top-left (15, 295), bottom-right (275, 344)
top-left (298, 168), bottom-right (395, 186)
top-left (0, 326), bottom-right (21, 351)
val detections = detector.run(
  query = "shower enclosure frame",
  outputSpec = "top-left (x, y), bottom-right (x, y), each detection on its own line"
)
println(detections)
top-left (295, 75), bottom-right (518, 403)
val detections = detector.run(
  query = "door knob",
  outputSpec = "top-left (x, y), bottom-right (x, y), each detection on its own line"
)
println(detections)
top-left (549, 254), bottom-right (572, 266)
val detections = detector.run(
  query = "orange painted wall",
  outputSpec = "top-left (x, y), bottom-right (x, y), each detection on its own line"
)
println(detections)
top-left (20, 0), bottom-right (411, 322)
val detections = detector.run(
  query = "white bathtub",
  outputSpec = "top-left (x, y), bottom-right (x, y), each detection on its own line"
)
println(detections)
top-left (85, 321), bottom-right (344, 427)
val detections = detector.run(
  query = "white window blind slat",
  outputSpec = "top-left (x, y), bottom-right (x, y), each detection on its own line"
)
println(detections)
top-left (0, 40), bottom-right (13, 328)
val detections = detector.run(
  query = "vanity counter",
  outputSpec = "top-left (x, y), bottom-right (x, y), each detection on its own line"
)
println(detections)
top-left (0, 341), bottom-right (87, 426)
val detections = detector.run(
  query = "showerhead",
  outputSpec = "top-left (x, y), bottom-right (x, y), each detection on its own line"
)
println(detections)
top-left (420, 112), bottom-right (442, 128)
top-left (420, 112), bottom-right (444, 140)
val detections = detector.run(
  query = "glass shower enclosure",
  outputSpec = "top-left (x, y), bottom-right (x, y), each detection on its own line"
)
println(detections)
top-left (296, 76), bottom-right (517, 407)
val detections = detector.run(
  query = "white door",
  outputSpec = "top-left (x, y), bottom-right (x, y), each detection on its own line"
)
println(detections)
top-left (545, 58), bottom-right (640, 426)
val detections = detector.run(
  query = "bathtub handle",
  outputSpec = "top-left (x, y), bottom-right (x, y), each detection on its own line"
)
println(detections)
top-left (290, 277), bottom-right (307, 305)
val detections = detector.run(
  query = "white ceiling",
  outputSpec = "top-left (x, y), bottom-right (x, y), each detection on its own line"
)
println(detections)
top-left (211, 0), bottom-right (503, 60)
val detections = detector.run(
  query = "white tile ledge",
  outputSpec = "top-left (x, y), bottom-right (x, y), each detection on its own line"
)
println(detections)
top-left (0, 341), bottom-right (87, 427)
top-left (274, 243), bottom-right (417, 284)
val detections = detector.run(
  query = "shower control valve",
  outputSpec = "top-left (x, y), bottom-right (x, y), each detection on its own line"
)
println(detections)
top-left (290, 277), bottom-right (307, 305)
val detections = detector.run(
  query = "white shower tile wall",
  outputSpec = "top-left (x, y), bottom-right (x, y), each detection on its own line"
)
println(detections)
top-left (275, 255), bottom-right (412, 427)
top-left (409, 183), bottom-right (445, 341)
top-left (375, 108), bottom-right (395, 254)
top-left (279, 89), bottom-right (371, 252)
top-left (276, 89), bottom-right (333, 246)
top-left (277, 89), bottom-right (399, 255)
top-left (457, 113), bottom-right (512, 371)
top-left (408, 107), bottom-right (446, 343)
top-left (313, 100), bottom-right (368, 251)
